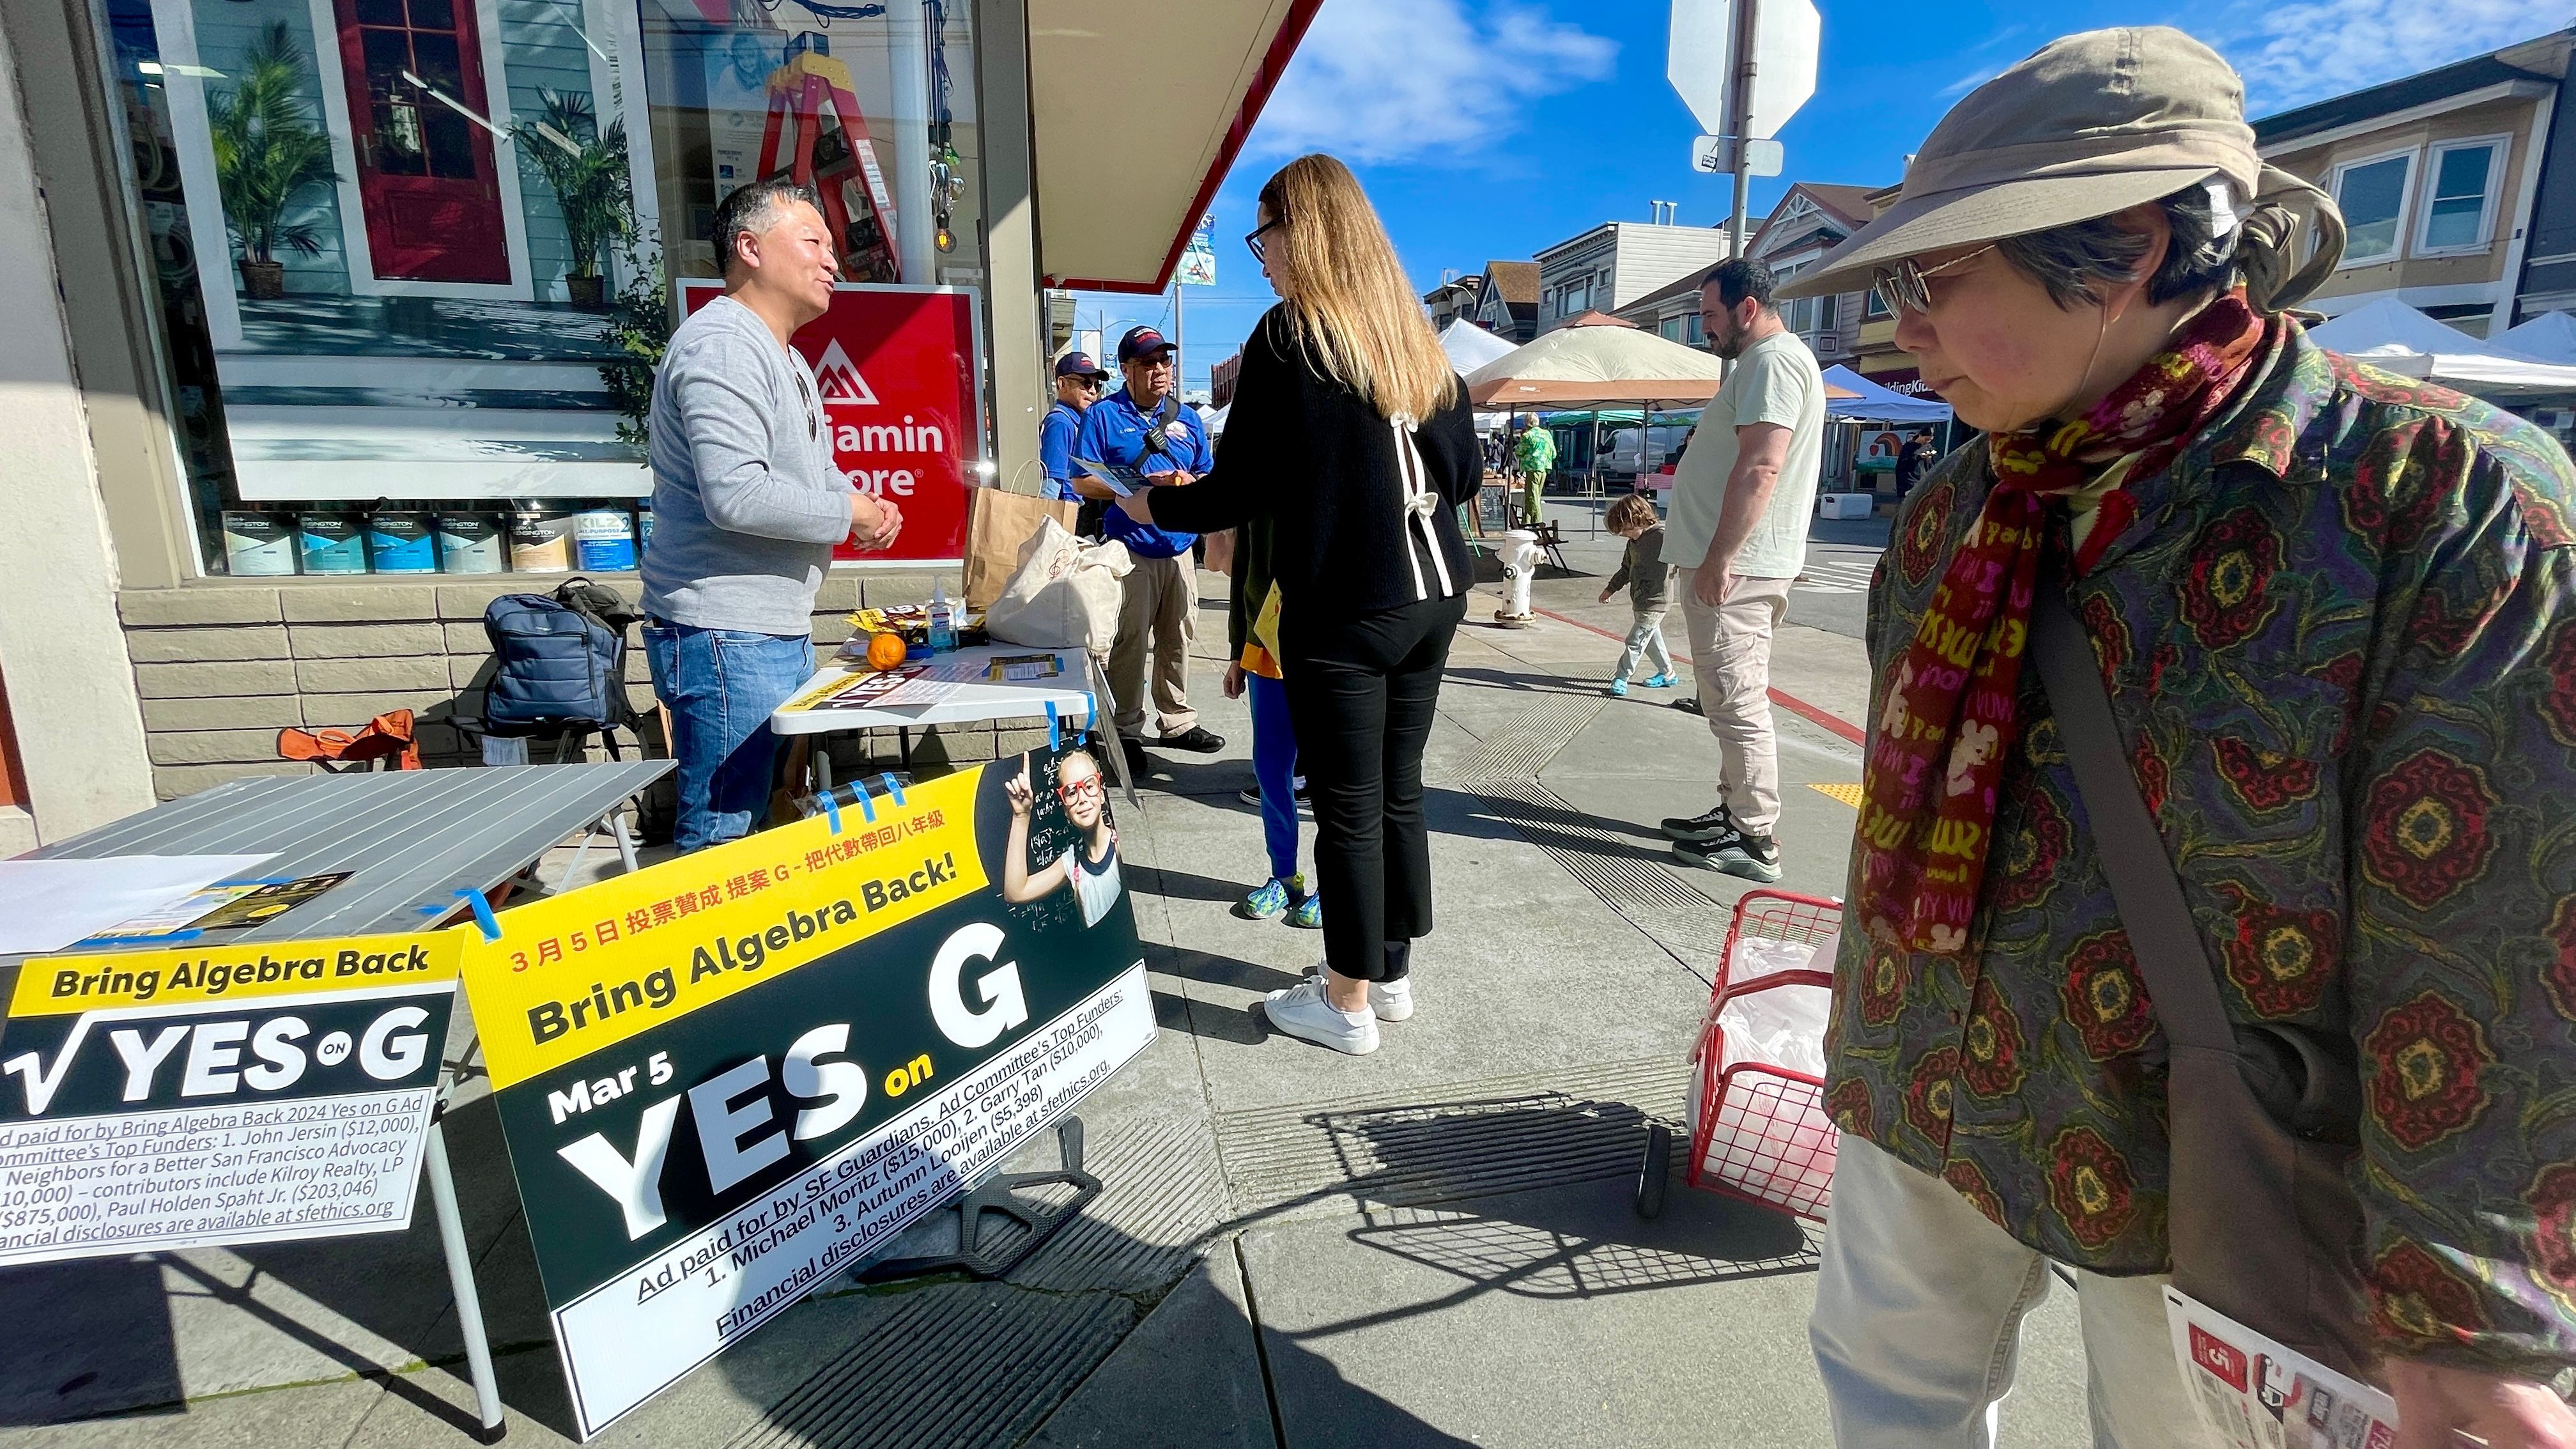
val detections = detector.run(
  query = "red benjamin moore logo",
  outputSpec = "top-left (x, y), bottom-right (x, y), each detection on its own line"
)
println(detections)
top-left (812, 339), bottom-right (950, 502)
top-left (678, 281), bottom-right (981, 561)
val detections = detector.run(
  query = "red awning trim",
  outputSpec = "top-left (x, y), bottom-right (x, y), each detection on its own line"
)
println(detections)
top-left (1045, 0), bottom-right (1325, 295)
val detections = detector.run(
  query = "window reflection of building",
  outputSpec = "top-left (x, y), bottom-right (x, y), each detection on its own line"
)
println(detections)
top-left (4, 0), bottom-right (1324, 835)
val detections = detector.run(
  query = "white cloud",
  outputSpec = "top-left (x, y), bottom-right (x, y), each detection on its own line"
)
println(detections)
top-left (1936, 65), bottom-right (2001, 99)
top-left (2212, 0), bottom-right (2570, 114)
top-left (1251, 0), bottom-right (1618, 165)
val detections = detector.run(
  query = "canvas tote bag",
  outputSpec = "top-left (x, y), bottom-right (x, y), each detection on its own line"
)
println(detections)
top-left (963, 486), bottom-right (1081, 611)
top-left (984, 516), bottom-right (1130, 655)
top-left (2030, 584), bottom-right (2374, 1377)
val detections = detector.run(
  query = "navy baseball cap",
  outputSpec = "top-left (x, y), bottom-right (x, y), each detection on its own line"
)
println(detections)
top-left (1116, 326), bottom-right (1176, 364)
top-left (1054, 350), bottom-right (1109, 380)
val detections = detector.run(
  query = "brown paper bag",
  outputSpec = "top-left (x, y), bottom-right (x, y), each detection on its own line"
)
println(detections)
top-left (963, 486), bottom-right (1080, 610)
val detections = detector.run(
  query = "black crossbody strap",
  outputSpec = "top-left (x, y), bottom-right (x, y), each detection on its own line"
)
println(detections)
top-left (2028, 586), bottom-right (2234, 1053)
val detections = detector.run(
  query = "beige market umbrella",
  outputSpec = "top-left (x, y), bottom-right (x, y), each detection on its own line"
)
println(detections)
top-left (1463, 314), bottom-right (1860, 408)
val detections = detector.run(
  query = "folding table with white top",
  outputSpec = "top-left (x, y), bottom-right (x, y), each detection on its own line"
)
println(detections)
top-left (769, 642), bottom-right (1134, 802)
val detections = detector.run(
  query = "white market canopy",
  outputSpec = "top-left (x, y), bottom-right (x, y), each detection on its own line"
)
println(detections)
top-left (2307, 298), bottom-right (2576, 393)
top-left (1462, 315), bottom-right (1853, 410)
top-left (1821, 364), bottom-right (1952, 423)
top-left (2496, 309), bottom-right (2576, 365)
top-left (1439, 318), bottom-right (1517, 374)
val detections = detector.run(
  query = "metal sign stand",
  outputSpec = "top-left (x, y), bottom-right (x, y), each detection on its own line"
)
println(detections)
top-left (425, 1112), bottom-right (509, 1443)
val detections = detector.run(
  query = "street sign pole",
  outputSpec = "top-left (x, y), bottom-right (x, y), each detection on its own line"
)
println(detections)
top-left (1726, 0), bottom-right (1759, 261)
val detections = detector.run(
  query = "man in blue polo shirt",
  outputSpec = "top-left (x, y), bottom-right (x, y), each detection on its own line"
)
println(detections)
top-left (1077, 325), bottom-right (1223, 763)
top-left (1038, 350), bottom-right (1109, 504)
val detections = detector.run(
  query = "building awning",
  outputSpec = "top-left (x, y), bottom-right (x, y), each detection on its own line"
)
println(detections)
top-left (1031, 0), bottom-right (1323, 293)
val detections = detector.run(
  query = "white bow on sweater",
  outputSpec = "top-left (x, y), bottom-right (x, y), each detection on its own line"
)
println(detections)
top-left (1390, 414), bottom-right (1453, 601)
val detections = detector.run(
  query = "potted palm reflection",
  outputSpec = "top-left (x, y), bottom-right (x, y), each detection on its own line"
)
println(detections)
top-left (208, 22), bottom-right (337, 302)
top-left (513, 89), bottom-right (630, 310)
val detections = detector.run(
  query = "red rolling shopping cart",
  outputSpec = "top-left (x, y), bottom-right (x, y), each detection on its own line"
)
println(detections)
top-left (1635, 888), bottom-right (1844, 1222)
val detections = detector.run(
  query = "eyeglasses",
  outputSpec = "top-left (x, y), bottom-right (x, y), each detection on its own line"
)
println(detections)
top-left (1870, 243), bottom-right (1997, 317)
top-left (1056, 775), bottom-right (1104, 801)
top-left (1244, 217), bottom-right (1283, 262)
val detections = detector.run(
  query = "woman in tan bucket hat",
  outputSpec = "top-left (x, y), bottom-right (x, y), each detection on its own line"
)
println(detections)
top-left (1798, 26), bottom-right (2576, 1448)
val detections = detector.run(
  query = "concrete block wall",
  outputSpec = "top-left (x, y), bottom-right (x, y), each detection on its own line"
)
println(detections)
top-left (109, 568), bottom-right (1047, 801)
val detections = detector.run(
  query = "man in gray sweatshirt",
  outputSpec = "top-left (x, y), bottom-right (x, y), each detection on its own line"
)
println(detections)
top-left (641, 178), bottom-right (902, 851)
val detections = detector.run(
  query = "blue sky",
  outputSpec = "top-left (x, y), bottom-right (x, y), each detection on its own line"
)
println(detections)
top-left (1070, 0), bottom-right (2574, 394)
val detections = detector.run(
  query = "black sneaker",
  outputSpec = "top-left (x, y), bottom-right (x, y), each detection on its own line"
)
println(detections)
top-left (1661, 802), bottom-right (1737, 844)
top-left (1238, 780), bottom-right (1313, 809)
top-left (1672, 827), bottom-right (1784, 884)
top-left (1120, 737), bottom-right (1152, 777)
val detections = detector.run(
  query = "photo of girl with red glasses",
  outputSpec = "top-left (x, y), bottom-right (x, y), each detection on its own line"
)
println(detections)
top-left (1000, 748), bottom-right (1123, 927)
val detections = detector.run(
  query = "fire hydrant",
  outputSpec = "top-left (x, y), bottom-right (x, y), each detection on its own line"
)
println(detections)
top-left (1493, 529), bottom-right (1543, 628)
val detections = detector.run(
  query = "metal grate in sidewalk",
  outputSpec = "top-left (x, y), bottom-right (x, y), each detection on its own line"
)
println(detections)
top-left (724, 1107), bottom-right (1233, 1449)
top-left (723, 1283), bottom-right (1132, 1449)
top-left (1214, 1055), bottom-right (1687, 1225)
top-left (1434, 689), bottom-right (1734, 971)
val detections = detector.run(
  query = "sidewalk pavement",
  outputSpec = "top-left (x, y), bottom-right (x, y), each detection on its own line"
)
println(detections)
top-left (0, 555), bottom-right (2096, 1448)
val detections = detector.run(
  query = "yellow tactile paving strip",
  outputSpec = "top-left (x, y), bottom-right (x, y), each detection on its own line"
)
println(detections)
top-left (1809, 781), bottom-right (1864, 808)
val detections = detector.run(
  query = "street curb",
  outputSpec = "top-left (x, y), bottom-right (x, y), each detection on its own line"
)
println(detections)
top-left (1529, 605), bottom-right (1867, 747)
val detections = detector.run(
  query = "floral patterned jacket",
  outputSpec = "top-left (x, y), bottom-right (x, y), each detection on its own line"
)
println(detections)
top-left (1824, 320), bottom-right (2576, 1376)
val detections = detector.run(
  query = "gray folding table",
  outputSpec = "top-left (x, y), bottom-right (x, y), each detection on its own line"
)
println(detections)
top-left (7, 761), bottom-right (671, 1442)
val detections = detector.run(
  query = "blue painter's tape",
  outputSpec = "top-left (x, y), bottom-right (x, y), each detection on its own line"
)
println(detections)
top-left (858, 787), bottom-right (877, 823)
top-left (454, 888), bottom-right (501, 941)
top-left (1045, 701), bottom-right (1060, 750)
top-left (80, 930), bottom-right (204, 947)
top-left (1083, 691), bottom-right (1099, 732)
top-left (821, 789), bottom-right (843, 835)
top-left (881, 772), bottom-right (906, 806)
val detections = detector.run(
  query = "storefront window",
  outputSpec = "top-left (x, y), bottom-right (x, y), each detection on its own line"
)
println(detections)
top-left (101, 0), bottom-right (988, 577)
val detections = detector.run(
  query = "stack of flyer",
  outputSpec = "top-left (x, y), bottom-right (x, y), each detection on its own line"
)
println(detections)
top-left (2167, 1288), bottom-right (2400, 1448)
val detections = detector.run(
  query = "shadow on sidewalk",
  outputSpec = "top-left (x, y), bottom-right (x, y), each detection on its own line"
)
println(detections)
top-left (0, 1086), bottom-right (564, 1437)
top-left (1440, 665), bottom-right (1610, 697)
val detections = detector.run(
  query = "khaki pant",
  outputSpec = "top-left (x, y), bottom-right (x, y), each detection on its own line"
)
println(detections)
top-left (1681, 574), bottom-right (1792, 835)
top-left (1810, 1137), bottom-right (2193, 1447)
top-left (1109, 551), bottom-right (1198, 738)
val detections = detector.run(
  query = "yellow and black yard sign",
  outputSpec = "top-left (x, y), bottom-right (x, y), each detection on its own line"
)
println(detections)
top-left (456, 747), bottom-right (1155, 1439)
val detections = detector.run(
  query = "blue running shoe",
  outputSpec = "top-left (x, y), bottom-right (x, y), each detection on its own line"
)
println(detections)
top-left (1237, 878), bottom-right (1292, 920)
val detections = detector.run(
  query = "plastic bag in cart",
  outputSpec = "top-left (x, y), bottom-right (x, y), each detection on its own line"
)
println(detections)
top-left (1686, 935), bottom-right (1838, 1205)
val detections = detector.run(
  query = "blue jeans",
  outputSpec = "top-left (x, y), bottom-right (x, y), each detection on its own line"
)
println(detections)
top-left (642, 621), bottom-right (813, 853)
top-left (1247, 672), bottom-right (1300, 882)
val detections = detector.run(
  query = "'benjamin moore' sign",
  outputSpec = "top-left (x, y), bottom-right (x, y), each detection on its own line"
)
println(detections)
top-left (0, 935), bottom-right (460, 1265)
top-left (459, 745), bottom-right (1152, 1438)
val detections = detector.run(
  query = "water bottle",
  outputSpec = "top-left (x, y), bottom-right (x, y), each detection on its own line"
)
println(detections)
top-left (927, 582), bottom-right (955, 653)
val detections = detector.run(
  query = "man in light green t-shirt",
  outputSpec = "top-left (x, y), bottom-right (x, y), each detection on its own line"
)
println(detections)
top-left (1656, 258), bottom-right (1826, 883)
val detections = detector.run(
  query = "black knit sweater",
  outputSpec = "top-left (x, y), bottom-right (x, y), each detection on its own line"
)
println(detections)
top-left (1146, 307), bottom-right (1479, 622)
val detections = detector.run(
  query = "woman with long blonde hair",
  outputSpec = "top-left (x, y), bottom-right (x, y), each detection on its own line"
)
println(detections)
top-left (1118, 153), bottom-right (1479, 1056)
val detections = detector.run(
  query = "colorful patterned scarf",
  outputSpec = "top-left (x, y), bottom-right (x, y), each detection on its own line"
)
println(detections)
top-left (1856, 290), bottom-right (2271, 955)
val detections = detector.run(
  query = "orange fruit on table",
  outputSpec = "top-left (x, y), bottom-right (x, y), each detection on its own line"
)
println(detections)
top-left (865, 631), bottom-right (907, 670)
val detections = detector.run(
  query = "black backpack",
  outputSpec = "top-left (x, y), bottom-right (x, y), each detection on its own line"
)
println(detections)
top-left (481, 578), bottom-right (638, 737)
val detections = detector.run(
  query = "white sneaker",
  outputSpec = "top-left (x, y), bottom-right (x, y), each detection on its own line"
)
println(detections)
top-left (1260, 977), bottom-right (1380, 1055)
top-left (1295, 965), bottom-right (1414, 1022)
